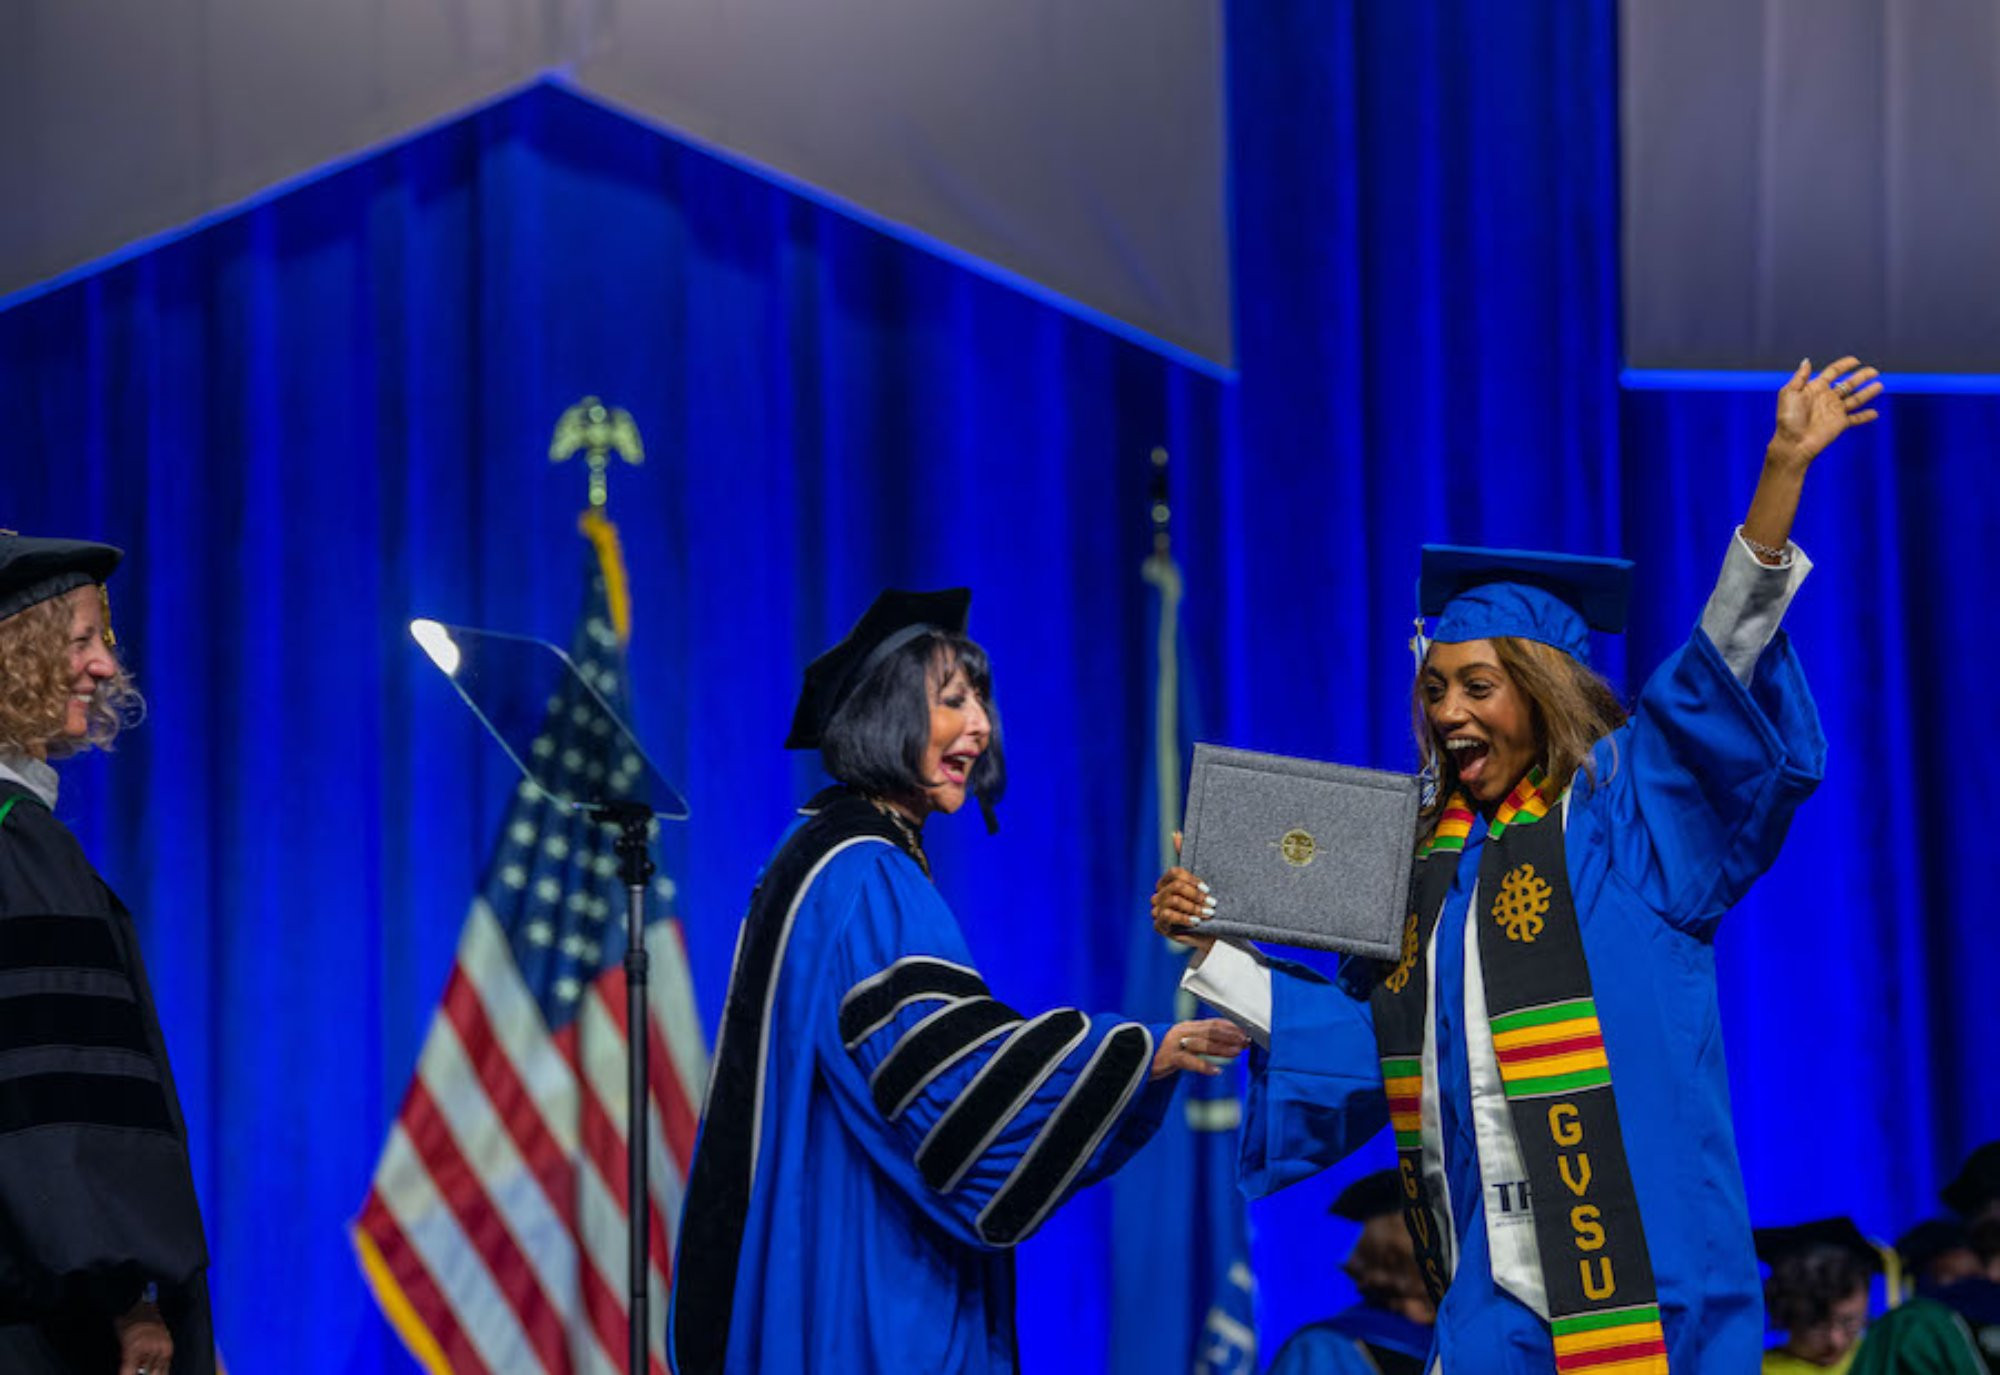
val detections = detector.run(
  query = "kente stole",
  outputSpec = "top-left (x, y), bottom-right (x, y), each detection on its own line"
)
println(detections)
top-left (1369, 769), bottom-right (1669, 1374)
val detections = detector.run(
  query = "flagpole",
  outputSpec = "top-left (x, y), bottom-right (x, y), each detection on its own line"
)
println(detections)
top-left (554, 398), bottom-right (656, 1374)
top-left (1145, 446), bottom-right (1184, 897)
top-left (1113, 442), bottom-right (1258, 1375)
top-left (601, 798), bottom-right (656, 1375)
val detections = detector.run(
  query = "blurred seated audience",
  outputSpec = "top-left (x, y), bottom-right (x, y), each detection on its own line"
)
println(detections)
top-left (1757, 1218), bottom-right (1882, 1374)
top-left (1900, 1219), bottom-right (1984, 1295)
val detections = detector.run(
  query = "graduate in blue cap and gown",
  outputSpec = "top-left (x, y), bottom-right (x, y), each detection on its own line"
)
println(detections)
top-left (1268, 1168), bottom-right (1436, 1375)
top-left (1152, 357), bottom-right (1883, 1373)
top-left (0, 534), bottom-right (214, 1375)
top-left (670, 588), bottom-right (1249, 1374)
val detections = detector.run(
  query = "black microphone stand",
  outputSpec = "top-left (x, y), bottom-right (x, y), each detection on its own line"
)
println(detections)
top-left (597, 798), bottom-right (657, 1375)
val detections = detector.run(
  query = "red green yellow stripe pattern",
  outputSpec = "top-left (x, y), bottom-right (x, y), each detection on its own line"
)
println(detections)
top-left (1491, 997), bottom-right (1611, 1099)
top-left (1381, 1056), bottom-right (1424, 1149)
top-left (1487, 765), bottom-right (1552, 840)
top-left (1416, 797), bottom-right (1476, 858)
top-left (1551, 1305), bottom-right (1668, 1373)
top-left (1417, 766), bottom-right (1552, 857)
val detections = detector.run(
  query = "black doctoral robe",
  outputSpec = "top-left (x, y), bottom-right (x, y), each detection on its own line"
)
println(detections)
top-left (0, 780), bottom-right (215, 1373)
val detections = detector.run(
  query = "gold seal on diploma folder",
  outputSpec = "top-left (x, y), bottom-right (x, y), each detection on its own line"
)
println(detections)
top-left (1180, 743), bottom-right (1419, 958)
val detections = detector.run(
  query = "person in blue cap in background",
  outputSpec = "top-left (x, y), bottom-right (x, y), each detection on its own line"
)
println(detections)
top-left (0, 534), bottom-right (214, 1375)
top-left (1268, 1167), bottom-right (1437, 1374)
top-left (1151, 355), bottom-right (1882, 1373)
top-left (670, 587), bottom-right (1249, 1374)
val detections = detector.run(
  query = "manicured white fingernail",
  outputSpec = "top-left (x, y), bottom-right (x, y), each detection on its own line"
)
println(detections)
top-left (1197, 880), bottom-right (1211, 894)
top-left (1202, 896), bottom-right (1218, 911)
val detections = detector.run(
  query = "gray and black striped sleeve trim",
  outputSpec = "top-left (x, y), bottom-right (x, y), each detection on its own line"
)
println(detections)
top-left (914, 1008), bottom-right (1091, 1194)
top-left (839, 956), bottom-right (990, 1049)
top-left (975, 1021), bottom-right (1153, 1246)
top-left (867, 996), bottom-right (1023, 1120)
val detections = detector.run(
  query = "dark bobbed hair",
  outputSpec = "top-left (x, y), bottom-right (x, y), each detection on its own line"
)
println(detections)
top-left (819, 631), bottom-right (1005, 813)
top-left (1765, 1244), bottom-right (1872, 1333)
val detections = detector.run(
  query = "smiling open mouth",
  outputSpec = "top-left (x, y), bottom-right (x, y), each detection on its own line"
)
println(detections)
top-left (939, 753), bottom-right (976, 784)
top-left (1445, 737), bottom-right (1489, 773)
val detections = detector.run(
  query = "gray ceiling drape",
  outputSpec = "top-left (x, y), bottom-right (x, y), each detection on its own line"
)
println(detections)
top-left (1621, 0), bottom-right (2000, 373)
top-left (0, 0), bottom-right (1232, 368)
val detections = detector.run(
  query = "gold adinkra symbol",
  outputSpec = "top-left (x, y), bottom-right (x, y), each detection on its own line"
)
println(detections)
top-left (1279, 829), bottom-right (1317, 866)
top-left (1493, 863), bottom-right (1552, 943)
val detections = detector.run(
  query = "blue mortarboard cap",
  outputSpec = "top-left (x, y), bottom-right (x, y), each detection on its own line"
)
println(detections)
top-left (1420, 545), bottom-right (1634, 664)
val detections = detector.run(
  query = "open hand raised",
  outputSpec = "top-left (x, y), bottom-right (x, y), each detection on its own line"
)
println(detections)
top-left (1771, 356), bottom-right (1881, 468)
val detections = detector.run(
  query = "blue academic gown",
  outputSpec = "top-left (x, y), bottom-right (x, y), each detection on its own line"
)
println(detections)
top-left (1267, 1306), bottom-right (1434, 1374)
top-left (672, 797), bottom-right (1177, 1373)
top-left (1238, 629), bottom-right (1825, 1373)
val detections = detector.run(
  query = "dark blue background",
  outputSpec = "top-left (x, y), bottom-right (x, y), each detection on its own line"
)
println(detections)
top-left (1, 4), bottom-right (1992, 1369)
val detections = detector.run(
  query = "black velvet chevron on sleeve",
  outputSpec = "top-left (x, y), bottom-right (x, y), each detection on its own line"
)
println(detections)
top-left (975, 1022), bottom-right (1152, 1246)
top-left (914, 1008), bottom-right (1091, 1193)
top-left (839, 955), bottom-right (993, 1048)
top-left (866, 996), bottom-right (1023, 1119)
top-left (0, 783), bottom-right (215, 1375)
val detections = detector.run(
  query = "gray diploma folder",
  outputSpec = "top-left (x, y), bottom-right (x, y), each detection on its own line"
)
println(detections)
top-left (1179, 743), bottom-right (1420, 958)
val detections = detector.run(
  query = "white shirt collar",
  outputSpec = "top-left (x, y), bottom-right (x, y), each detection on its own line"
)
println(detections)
top-left (0, 752), bottom-right (59, 809)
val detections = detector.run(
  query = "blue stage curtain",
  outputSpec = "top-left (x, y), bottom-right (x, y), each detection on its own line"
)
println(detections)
top-left (0, 4), bottom-right (1993, 1369)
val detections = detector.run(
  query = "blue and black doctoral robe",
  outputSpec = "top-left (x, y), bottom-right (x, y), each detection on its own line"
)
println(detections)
top-left (670, 788), bottom-right (1176, 1374)
top-left (1231, 624), bottom-right (1825, 1373)
top-left (0, 781), bottom-right (215, 1374)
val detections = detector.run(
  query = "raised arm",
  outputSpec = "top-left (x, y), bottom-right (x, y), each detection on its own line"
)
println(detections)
top-left (1740, 355), bottom-right (1882, 562)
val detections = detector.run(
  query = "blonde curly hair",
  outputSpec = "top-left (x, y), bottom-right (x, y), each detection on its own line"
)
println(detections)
top-left (0, 587), bottom-right (144, 757)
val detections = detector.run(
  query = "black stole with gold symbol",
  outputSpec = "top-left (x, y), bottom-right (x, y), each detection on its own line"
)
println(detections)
top-left (1370, 777), bottom-right (1670, 1371)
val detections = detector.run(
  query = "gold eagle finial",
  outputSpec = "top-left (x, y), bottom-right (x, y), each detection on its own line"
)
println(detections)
top-left (549, 397), bottom-right (645, 509)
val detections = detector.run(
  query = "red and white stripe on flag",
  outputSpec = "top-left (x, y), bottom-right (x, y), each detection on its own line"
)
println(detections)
top-left (354, 900), bottom-right (707, 1374)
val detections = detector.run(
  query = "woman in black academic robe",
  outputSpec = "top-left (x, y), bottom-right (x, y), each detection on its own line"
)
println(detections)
top-left (0, 533), bottom-right (214, 1375)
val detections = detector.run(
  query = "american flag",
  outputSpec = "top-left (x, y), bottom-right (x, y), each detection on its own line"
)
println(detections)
top-left (355, 513), bottom-right (707, 1374)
